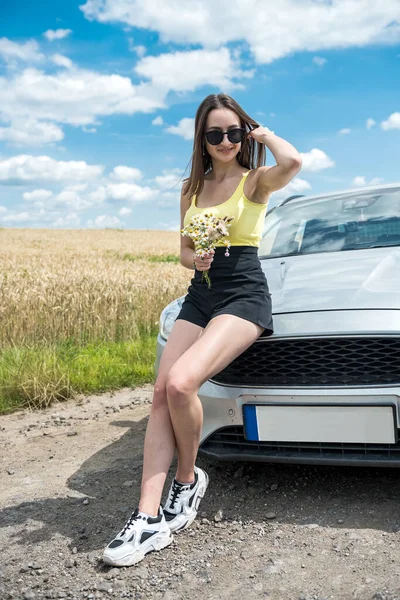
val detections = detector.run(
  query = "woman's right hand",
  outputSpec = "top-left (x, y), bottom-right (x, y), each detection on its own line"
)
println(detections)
top-left (194, 250), bottom-right (214, 271)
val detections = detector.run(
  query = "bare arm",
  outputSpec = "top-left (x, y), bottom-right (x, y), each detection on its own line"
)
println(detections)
top-left (249, 127), bottom-right (302, 200)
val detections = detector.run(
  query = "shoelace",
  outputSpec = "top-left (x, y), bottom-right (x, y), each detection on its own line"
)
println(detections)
top-left (120, 508), bottom-right (141, 536)
top-left (167, 480), bottom-right (188, 510)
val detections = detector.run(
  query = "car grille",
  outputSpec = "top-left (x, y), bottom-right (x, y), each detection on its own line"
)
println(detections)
top-left (199, 426), bottom-right (400, 466)
top-left (210, 336), bottom-right (400, 387)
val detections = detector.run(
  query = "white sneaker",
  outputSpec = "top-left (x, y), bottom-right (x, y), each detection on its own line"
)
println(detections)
top-left (162, 466), bottom-right (209, 533)
top-left (103, 506), bottom-right (173, 567)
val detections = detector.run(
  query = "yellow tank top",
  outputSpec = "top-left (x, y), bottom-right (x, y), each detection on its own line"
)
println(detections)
top-left (183, 171), bottom-right (268, 248)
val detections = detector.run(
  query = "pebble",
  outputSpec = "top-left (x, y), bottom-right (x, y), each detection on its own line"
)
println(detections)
top-left (7, 469), bottom-right (15, 475)
top-left (122, 480), bottom-right (134, 487)
top-left (270, 483), bottom-right (278, 491)
top-left (234, 466), bottom-right (245, 479)
top-left (113, 580), bottom-right (126, 591)
top-left (265, 512), bottom-right (277, 520)
top-left (214, 510), bottom-right (223, 523)
top-left (23, 593), bottom-right (35, 600)
top-left (134, 566), bottom-right (149, 579)
top-left (82, 498), bottom-right (90, 505)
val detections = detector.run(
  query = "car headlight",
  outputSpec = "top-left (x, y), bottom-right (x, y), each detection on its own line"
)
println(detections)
top-left (159, 295), bottom-right (186, 341)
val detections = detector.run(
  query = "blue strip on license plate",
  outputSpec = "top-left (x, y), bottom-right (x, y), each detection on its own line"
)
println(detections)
top-left (242, 404), bottom-right (259, 441)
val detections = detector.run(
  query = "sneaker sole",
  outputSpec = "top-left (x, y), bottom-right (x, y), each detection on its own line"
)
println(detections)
top-left (170, 470), bottom-right (209, 534)
top-left (102, 531), bottom-right (173, 567)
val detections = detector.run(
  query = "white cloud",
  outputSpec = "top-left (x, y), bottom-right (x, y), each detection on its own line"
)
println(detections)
top-left (87, 215), bottom-right (125, 228)
top-left (0, 67), bottom-right (167, 130)
top-left (312, 56), bottom-right (327, 66)
top-left (110, 165), bottom-right (142, 181)
top-left (299, 148), bottom-right (335, 172)
top-left (154, 168), bottom-right (182, 190)
top-left (51, 54), bottom-right (73, 69)
top-left (352, 176), bottom-right (384, 187)
top-left (119, 207), bottom-right (132, 215)
top-left (0, 47), bottom-right (249, 146)
top-left (65, 183), bottom-right (88, 192)
top-left (23, 189), bottom-right (53, 202)
top-left (0, 206), bottom-right (8, 214)
top-left (53, 213), bottom-right (81, 228)
top-left (0, 38), bottom-right (44, 63)
top-left (106, 182), bottom-right (154, 202)
top-left (381, 112), bottom-right (400, 130)
top-left (267, 177), bottom-right (312, 206)
top-left (52, 189), bottom-right (93, 211)
top-left (366, 118), bottom-right (376, 129)
top-left (273, 177), bottom-right (312, 196)
top-left (133, 45), bottom-right (146, 57)
top-left (166, 117), bottom-right (195, 141)
top-left (1, 211), bottom-right (32, 224)
top-left (134, 47), bottom-right (252, 91)
top-left (43, 29), bottom-right (73, 42)
top-left (0, 119), bottom-right (64, 146)
top-left (80, 0), bottom-right (400, 64)
top-left (0, 155), bottom-right (103, 184)
top-left (128, 38), bottom-right (146, 57)
top-left (285, 178), bottom-right (312, 193)
top-left (152, 116), bottom-right (163, 126)
top-left (338, 128), bottom-right (351, 135)
top-left (87, 186), bottom-right (108, 204)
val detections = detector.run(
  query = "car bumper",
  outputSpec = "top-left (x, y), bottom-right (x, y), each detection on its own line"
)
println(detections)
top-left (156, 332), bottom-right (400, 467)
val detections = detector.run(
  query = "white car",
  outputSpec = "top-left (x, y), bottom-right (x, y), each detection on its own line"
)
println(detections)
top-left (156, 183), bottom-right (400, 467)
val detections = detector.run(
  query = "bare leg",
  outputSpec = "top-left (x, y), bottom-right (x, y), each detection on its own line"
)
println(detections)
top-left (138, 319), bottom-right (203, 516)
top-left (166, 314), bottom-right (265, 483)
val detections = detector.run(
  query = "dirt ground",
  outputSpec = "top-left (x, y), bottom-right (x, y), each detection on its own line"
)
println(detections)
top-left (1, 386), bottom-right (400, 600)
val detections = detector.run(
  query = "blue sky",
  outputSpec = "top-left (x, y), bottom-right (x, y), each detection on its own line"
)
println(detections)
top-left (0, 0), bottom-right (399, 230)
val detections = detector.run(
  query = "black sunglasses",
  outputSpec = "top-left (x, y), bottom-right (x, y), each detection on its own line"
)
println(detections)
top-left (205, 127), bottom-right (246, 146)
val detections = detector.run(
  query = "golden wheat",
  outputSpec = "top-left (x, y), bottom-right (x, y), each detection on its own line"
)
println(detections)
top-left (0, 228), bottom-right (190, 345)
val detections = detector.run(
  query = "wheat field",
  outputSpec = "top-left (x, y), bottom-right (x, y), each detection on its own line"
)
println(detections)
top-left (0, 228), bottom-right (191, 346)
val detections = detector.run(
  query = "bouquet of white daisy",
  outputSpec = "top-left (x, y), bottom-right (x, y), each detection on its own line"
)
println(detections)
top-left (181, 214), bottom-right (234, 288)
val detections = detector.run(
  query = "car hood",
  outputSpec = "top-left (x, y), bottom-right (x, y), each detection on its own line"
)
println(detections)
top-left (262, 247), bottom-right (400, 313)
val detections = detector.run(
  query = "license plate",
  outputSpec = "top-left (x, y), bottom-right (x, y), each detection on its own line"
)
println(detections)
top-left (242, 402), bottom-right (397, 444)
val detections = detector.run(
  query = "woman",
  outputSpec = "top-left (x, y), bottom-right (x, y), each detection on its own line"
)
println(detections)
top-left (103, 93), bottom-right (302, 567)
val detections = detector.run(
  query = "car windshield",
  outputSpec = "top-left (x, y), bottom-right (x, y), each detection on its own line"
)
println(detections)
top-left (259, 189), bottom-right (400, 258)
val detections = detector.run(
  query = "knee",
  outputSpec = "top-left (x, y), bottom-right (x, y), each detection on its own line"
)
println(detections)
top-left (152, 380), bottom-right (168, 410)
top-left (165, 370), bottom-right (197, 408)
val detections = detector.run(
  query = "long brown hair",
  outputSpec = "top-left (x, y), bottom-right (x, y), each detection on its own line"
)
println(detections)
top-left (183, 94), bottom-right (266, 200)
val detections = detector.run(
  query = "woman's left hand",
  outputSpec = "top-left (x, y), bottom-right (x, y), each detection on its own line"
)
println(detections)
top-left (248, 126), bottom-right (275, 142)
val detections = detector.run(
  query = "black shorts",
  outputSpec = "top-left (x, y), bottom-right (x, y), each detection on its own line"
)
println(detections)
top-left (175, 246), bottom-right (273, 336)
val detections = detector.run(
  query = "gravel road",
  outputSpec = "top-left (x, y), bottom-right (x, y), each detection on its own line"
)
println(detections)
top-left (1, 386), bottom-right (400, 600)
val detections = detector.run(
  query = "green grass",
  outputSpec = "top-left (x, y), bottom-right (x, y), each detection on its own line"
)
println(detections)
top-left (122, 253), bottom-right (180, 263)
top-left (0, 334), bottom-right (158, 414)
